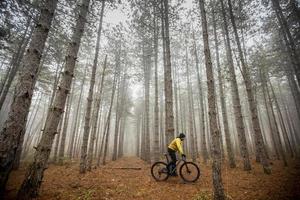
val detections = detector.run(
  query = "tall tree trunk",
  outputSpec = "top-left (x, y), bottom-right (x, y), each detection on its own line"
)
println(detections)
top-left (159, 88), bottom-right (165, 153)
top-left (162, 0), bottom-right (174, 144)
top-left (0, 0), bottom-right (58, 193)
top-left (102, 65), bottom-right (118, 165)
top-left (198, 0), bottom-right (225, 199)
top-left (136, 113), bottom-right (141, 157)
top-left (112, 74), bottom-right (122, 161)
top-left (173, 64), bottom-right (180, 135)
top-left (153, 8), bottom-right (160, 162)
top-left (17, 0), bottom-right (90, 198)
top-left (228, 0), bottom-right (270, 173)
top-left (80, 0), bottom-right (104, 173)
top-left (185, 47), bottom-right (196, 161)
top-left (94, 104), bottom-right (103, 160)
top-left (57, 84), bottom-right (74, 164)
top-left (143, 41), bottom-right (151, 162)
top-left (118, 116), bottom-right (126, 158)
top-left (272, 0), bottom-right (300, 84)
top-left (278, 84), bottom-right (300, 155)
top-left (0, 18), bottom-right (33, 111)
top-left (212, 8), bottom-right (236, 168)
top-left (265, 82), bottom-right (288, 166)
top-left (260, 69), bottom-right (280, 159)
top-left (220, 0), bottom-right (251, 171)
top-left (52, 112), bottom-right (63, 163)
top-left (192, 32), bottom-right (209, 164)
top-left (68, 69), bottom-right (86, 159)
top-left (269, 82), bottom-right (294, 157)
top-left (87, 56), bottom-right (107, 170)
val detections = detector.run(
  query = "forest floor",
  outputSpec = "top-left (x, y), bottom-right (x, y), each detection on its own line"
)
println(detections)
top-left (4, 156), bottom-right (300, 200)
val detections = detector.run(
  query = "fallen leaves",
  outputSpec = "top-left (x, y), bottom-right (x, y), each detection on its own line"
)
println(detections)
top-left (4, 157), bottom-right (300, 200)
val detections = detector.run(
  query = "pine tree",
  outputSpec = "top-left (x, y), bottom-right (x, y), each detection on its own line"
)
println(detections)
top-left (17, 0), bottom-right (91, 198)
top-left (0, 0), bottom-right (59, 193)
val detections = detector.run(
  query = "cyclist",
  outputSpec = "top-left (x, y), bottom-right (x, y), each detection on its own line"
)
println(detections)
top-left (167, 133), bottom-right (186, 176)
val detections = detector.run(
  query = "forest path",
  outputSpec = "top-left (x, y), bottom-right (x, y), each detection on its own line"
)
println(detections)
top-left (5, 157), bottom-right (300, 200)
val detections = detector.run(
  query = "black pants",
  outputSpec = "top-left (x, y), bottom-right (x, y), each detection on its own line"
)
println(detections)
top-left (168, 148), bottom-right (177, 174)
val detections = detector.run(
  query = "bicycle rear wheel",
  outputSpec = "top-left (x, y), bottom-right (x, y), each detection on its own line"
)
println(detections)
top-left (151, 162), bottom-right (169, 181)
top-left (179, 162), bottom-right (200, 182)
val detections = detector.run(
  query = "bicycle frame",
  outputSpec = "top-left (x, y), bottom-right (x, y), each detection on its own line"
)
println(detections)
top-left (164, 153), bottom-right (187, 174)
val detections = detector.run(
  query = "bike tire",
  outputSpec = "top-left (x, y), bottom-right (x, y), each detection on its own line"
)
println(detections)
top-left (179, 162), bottom-right (200, 182)
top-left (151, 161), bottom-right (169, 181)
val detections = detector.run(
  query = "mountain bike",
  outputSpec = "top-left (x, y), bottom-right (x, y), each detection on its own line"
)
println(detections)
top-left (151, 153), bottom-right (200, 182)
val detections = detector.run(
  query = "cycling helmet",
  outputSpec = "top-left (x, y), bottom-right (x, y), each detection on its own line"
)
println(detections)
top-left (178, 133), bottom-right (186, 139)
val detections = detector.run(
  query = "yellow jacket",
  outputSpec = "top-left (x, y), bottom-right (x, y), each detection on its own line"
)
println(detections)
top-left (168, 138), bottom-right (184, 155)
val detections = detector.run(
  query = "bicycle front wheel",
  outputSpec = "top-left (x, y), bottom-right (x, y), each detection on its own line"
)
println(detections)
top-left (151, 162), bottom-right (169, 181)
top-left (179, 162), bottom-right (200, 182)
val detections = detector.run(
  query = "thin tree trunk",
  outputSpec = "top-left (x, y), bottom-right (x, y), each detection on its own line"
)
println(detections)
top-left (143, 41), bottom-right (151, 162)
top-left (112, 77), bottom-right (121, 161)
top-left (0, 18), bottom-right (33, 111)
top-left (118, 116), bottom-right (126, 157)
top-left (159, 88), bottom-right (165, 153)
top-left (192, 32), bottom-right (209, 164)
top-left (0, 0), bottom-right (58, 194)
top-left (153, 7), bottom-right (160, 162)
top-left (52, 112), bottom-right (63, 163)
top-left (272, 0), bottom-right (300, 84)
top-left (57, 85), bottom-right (74, 164)
top-left (228, 0), bottom-right (270, 173)
top-left (68, 69), bottom-right (86, 159)
top-left (17, 0), bottom-right (90, 198)
top-left (266, 82), bottom-right (288, 166)
top-left (198, 0), bottom-right (225, 199)
top-left (136, 113), bottom-right (141, 157)
top-left (185, 47), bottom-right (196, 161)
top-left (260, 69), bottom-right (280, 159)
top-left (269, 81), bottom-right (294, 158)
top-left (162, 0), bottom-right (174, 144)
top-left (212, 8), bottom-right (236, 168)
top-left (220, 0), bottom-right (251, 171)
top-left (87, 56), bottom-right (107, 170)
top-left (102, 65), bottom-right (118, 165)
top-left (80, 1), bottom-right (104, 173)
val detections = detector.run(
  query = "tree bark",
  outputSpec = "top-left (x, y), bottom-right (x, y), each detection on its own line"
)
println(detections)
top-left (212, 8), bottom-right (236, 168)
top-left (112, 71), bottom-right (122, 161)
top-left (266, 82), bottom-right (287, 166)
top-left (68, 68), bottom-right (86, 159)
top-left (272, 0), bottom-right (300, 84)
top-left (87, 56), bottom-right (107, 170)
top-left (0, 18), bottom-right (33, 111)
top-left (162, 0), bottom-right (174, 145)
top-left (260, 68), bottom-right (280, 159)
top-left (269, 81), bottom-right (294, 158)
top-left (0, 0), bottom-right (58, 194)
top-left (102, 65), bottom-right (118, 165)
top-left (192, 32), bottom-right (209, 164)
top-left (185, 46), bottom-right (196, 161)
top-left (198, 0), bottom-right (225, 199)
top-left (220, 0), bottom-right (251, 171)
top-left (80, 0), bottom-right (105, 173)
top-left (57, 85), bottom-right (74, 164)
top-left (153, 7), bottom-right (160, 162)
top-left (17, 0), bottom-right (90, 198)
top-left (228, 0), bottom-right (270, 173)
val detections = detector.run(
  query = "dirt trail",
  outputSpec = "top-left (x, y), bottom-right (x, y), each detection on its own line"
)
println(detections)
top-left (5, 157), bottom-right (300, 200)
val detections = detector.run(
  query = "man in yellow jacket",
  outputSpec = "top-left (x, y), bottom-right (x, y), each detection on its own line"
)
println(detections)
top-left (167, 133), bottom-right (186, 176)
